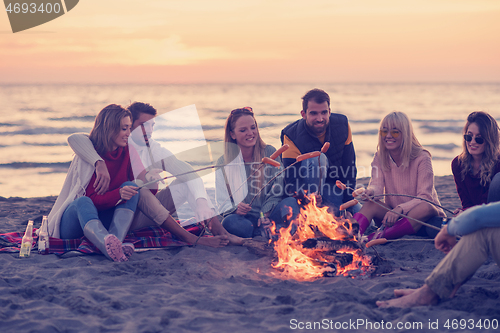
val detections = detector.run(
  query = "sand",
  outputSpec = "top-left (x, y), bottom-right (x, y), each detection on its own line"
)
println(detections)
top-left (1, 176), bottom-right (500, 333)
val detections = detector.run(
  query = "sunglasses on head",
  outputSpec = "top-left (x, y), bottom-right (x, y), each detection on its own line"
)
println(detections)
top-left (230, 106), bottom-right (253, 115)
top-left (464, 134), bottom-right (484, 145)
top-left (379, 129), bottom-right (400, 138)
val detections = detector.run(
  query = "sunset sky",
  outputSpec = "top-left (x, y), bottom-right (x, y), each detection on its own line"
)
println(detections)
top-left (1, 0), bottom-right (499, 83)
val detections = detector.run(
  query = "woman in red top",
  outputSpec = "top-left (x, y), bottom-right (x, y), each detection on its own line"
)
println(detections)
top-left (58, 104), bottom-right (142, 261)
top-left (452, 112), bottom-right (500, 214)
top-left (57, 105), bottom-right (229, 262)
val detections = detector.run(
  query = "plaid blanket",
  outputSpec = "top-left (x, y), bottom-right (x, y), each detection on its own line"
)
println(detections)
top-left (0, 224), bottom-right (203, 255)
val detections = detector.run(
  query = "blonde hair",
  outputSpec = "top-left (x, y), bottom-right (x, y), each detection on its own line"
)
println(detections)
top-left (223, 108), bottom-right (267, 200)
top-left (377, 111), bottom-right (424, 171)
top-left (458, 111), bottom-right (500, 186)
top-left (89, 104), bottom-right (131, 156)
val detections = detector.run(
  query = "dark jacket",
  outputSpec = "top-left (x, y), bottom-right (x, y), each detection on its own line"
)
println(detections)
top-left (280, 113), bottom-right (356, 202)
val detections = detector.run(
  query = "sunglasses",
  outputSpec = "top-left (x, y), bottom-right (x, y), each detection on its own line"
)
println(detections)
top-left (464, 134), bottom-right (484, 145)
top-left (230, 106), bottom-right (253, 115)
top-left (379, 129), bottom-right (400, 138)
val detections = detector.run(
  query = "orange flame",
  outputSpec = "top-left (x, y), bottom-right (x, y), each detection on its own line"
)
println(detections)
top-left (271, 194), bottom-right (372, 281)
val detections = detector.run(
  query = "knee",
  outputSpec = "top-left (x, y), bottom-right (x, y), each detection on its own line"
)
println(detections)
top-left (425, 202), bottom-right (440, 216)
top-left (281, 197), bottom-right (298, 206)
top-left (280, 197), bottom-right (299, 212)
top-left (222, 215), bottom-right (253, 238)
top-left (75, 196), bottom-right (93, 205)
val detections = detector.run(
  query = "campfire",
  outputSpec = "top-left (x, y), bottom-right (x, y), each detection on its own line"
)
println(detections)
top-left (270, 194), bottom-right (374, 281)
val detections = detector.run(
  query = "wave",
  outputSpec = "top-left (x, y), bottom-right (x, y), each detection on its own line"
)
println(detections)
top-left (22, 142), bottom-right (67, 147)
top-left (424, 143), bottom-right (460, 150)
top-left (0, 127), bottom-right (90, 136)
top-left (353, 129), bottom-right (379, 135)
top-left (49, 116), bottom-right (96, 122)
top-left (420, 125), bottom-right (463, 133)
top-left (0, 162), bottom-right (71, 169)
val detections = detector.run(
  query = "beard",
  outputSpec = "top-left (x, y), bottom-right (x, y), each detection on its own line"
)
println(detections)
top-left (306, 121), bottom-right (328, 135)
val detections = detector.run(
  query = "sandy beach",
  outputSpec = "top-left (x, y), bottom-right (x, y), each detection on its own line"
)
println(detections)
top-left (1, 176), bottom-right (499, 333)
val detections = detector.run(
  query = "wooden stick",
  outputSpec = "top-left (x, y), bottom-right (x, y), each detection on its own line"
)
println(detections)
top-left (366, 237), bottom-right (434, 248)
top-left (335, 181), bottom-right (442, 231)
top-left (115, 164), bottom-right (223, 206)
top-left (217, 145), bottom-right (288, 210)
top-left (248, 151), bottom-right (322, 206)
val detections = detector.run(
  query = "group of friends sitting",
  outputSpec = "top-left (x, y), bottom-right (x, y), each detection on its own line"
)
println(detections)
top-left (46, 88), bottom-right (500, 308)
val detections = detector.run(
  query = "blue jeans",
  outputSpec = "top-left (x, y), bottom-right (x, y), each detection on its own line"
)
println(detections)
top-left (222, 197), bottom-right (300, 238)
top-left (299, 153), bottom-right (360, 215)
top-left (59, 181), bottom-right (140, 239)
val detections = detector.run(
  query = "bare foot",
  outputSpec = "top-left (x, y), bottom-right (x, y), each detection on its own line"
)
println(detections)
top-left (196, 235), bottom-right (229, 248)
top-left (226, 233), bottom-right (247, 246)
top-left (394, 288), bottom-right (418, 297)
top-left (376, 285), bottom-right (439, 308)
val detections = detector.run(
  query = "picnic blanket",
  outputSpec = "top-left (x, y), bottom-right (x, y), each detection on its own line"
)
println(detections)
top-left (0, 224), bottom-right (203, 255)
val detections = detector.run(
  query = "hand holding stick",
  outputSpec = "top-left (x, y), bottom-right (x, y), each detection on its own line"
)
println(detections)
top-left (217, 145), bottom-right (288, 210)
top-left (115, 163), bottom-right (226, 206)
top-left (335, 181), bottom-right (442, 232)
top-left (248, 150), bottom-right (322, 206)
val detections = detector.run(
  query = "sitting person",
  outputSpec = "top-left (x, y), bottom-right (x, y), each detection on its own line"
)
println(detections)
top-left (216, 107), bottom-right (299, 238)
top-left (452, 111), bottom-right (500, 214)
top-left (352, 111), bottom-right (445, 241)
top-left (280, 88), bottom-right (358, 214)
top-left (377, 200), bottom-right (500, 308)
top-left (67, 102), bottom-right (244, 245)
top-left (48, 104), bottom-right (230, 262)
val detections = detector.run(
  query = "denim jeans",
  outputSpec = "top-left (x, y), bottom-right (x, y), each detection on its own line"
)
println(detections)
top-left (222, 197), bottom-right (300, 238)
top-left (299, 153), bottom-right (360, 215)
top-left (59, 181), bottom-right (140, 239)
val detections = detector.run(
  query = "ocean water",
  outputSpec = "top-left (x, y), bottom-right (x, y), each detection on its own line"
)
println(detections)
top-left (1, 83), bottom-right (499, 198)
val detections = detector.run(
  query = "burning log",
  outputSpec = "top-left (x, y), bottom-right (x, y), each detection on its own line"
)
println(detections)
top-left (320, 251), bottom-right (354, 268)
top-left (302, 237), bottom-right (362, 252)
top-left (264, 193), bottom-right (377, 280)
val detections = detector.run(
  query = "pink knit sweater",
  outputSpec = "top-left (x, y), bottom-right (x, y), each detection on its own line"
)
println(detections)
top-left (368, 150), bottom-right (445, 216)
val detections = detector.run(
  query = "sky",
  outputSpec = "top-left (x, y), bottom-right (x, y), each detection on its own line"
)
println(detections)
top-left (0, 0), bottom-right (499, 83)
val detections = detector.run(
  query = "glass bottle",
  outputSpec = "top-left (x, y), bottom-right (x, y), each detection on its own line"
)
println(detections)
top-left (19, 220), bottom-right (34, 258)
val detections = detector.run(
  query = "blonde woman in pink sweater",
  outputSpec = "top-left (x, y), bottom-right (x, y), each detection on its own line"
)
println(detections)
top-left (353, 112), bottom-right (445, 240)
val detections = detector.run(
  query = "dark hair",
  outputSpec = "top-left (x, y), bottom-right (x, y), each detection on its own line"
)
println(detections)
top-left (128, 102), bottom-right (157, 122)
top-left (89, 104), bottom-right (131, 156)
top-left (459, 111), bottom-right (500, 186)
top-left (302, 88), bottom-right (330, 112)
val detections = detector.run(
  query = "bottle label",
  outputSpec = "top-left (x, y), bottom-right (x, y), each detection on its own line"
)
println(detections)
top-left (19, 241), bottom-right (32, 257)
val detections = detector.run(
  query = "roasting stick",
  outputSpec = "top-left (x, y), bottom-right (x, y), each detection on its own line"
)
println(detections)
top-left (366, 238), bottom-right (434, 248)
top-left (218, 146), bottom-right (289, 207)
top-left (114, 164), bottom-right (230, 206)
top-left (318, 142), bottom-right (330, 193)
top-left (371, 194), bottom-right (455, 215)
top-left (335, 181), bottom-right (442, 232)
top-left (195, 145), bottom-right (289, 246)
top-left (193, 157), bottom-right (282, 246)
top-left (216, 145), bottom-right (289, 211)
top-left (248, 151), bottom-right (322, 205)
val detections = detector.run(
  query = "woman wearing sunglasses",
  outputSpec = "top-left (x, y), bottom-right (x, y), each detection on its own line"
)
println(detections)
top-left (352, 111), bottom-right (445, 241)
top-left (216, 107), bottom-right (299, 238)
top-left (452, 112), bottom-right (500, 214)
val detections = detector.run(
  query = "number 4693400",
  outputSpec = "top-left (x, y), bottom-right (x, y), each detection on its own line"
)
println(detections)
top-left (6, 2), bottom-right (62, 14)
top-left (444, 318), bottom-right (498, 330)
